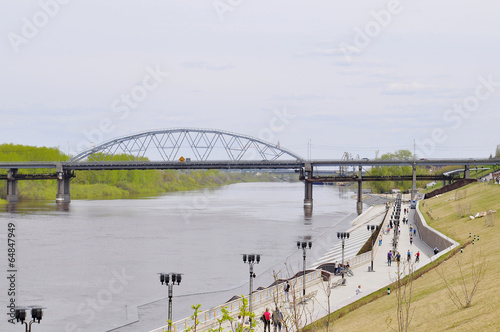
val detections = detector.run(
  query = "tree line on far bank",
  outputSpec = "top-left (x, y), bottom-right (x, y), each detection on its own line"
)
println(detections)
top-left (0, 144), bottom-right (284, 201)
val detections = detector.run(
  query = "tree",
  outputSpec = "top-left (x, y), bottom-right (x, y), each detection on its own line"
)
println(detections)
top-left (277, 262), bottom-right (316, 332)
top-left (368, 150), bottom-right (429, 194)
top-left (386, 260), bottom-right (415, 332)
top-left (316, 271), bottom-right (334, 332)
top-left (186, 296), bottom-right (256, 332)
top-left (186, 304), bottom-right (201, 332)
top-left (435, 244), bottom-right (487, 309)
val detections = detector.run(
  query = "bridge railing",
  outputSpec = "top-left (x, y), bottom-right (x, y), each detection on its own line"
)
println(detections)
top-left (148, 270), bottom-right (322, 332)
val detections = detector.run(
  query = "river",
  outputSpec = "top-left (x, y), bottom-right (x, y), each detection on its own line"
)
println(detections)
top-left (0, 182), bottom-right (360, 332)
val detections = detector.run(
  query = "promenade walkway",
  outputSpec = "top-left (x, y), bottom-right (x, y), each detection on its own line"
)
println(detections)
top-left (213, 203), bottom-right (436, 332)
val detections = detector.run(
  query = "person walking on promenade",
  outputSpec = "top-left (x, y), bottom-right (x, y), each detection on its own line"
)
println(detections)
top-left (356, 285), bottom-right (362, 295)
top-left (379, 235), bottom-right (383, 246)
top-left (396, 252), bottom-right (401, 266)
top-left (387, 250), bottom-right (393, 266)
top-left (413, 228), bottom-right (417, 236)
top-left (415, 251), bottom-right (420, 262)
top-left (410, 235), bottom-right (413, 245)
top-left (409, 225), bottom-right (413, 235)
top-left (284, 281), bottom-right (290, 302)
top-left (272, 307), bottom-right (283, 332)
top-left (263, 308), bottom-right (271, 332)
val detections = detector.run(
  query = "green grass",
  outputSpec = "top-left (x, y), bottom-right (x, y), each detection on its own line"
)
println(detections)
top-left (308, 182), bottom-right (500, 331)
top-left (420, 181), bottom-right (445, 194)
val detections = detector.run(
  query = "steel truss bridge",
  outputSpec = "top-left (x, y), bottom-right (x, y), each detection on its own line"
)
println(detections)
top-left (1, 128), bottom-right (498, 212)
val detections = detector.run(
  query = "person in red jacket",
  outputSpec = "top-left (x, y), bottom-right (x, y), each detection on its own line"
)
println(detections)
top-left (263, 308), bottom-right (271, 332)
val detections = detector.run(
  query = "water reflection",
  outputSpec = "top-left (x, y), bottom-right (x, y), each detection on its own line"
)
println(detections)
top-left (303, 205), bottom-right (312, 222)
top-left (56, 203), bottom-right (70, 212)
top-left (5, 202), bottom-right (17, 213)
top-left (0, 183), bottom-right (357, 332)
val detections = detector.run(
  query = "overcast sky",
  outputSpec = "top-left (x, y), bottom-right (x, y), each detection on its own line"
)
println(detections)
top-left (1, 0), bottom-right (499, 160)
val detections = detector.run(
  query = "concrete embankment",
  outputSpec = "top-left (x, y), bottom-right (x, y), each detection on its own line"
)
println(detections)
top-left (190, 200), bottom-right (458, 332)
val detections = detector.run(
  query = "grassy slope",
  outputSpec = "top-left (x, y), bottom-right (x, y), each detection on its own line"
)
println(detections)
top-left (313, 182), bottom-right (500, 331)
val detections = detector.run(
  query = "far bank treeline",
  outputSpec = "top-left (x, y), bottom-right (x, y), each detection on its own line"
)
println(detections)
top-left (0, 144), bottom-right (284, 201)
top-left (366, 149), bottom-right (428, 194)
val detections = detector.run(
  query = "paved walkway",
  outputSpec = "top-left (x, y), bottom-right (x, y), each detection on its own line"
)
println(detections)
top-left (232, 203), bottom-right (436, 332)
top-left (311, 206), bottom-right (387, 269)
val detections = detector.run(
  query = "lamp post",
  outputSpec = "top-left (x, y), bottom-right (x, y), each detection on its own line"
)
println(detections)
top-left (297, 241), bottom-right (312, 296)
top-left (159, 272), bottom-right (183, 331)
top-left (337, 232), bottom-right (350, 282)
top-left (14, 306), bottom-right (44, 332)
top-left (243, 253), bottom-right (260, 320)
top-left (367, 225), bottom-right (379, 272)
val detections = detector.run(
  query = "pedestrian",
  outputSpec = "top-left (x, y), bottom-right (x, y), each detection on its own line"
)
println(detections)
top-left (407, 249), bottom-right (411, 261)
top-left (272, 307), bottom-right (283, 332)
top-left (415, 251), bottom-right (420, 262)
top-left (284, 281), bottom-right (290, 302)
top-left (409, 225), bottom-right (413, 234)
top-left (263, 308), bottom-right (271, 332)
top-left (410, 235), bottom-right (413, 245)
top-left (413, 228), bottom-right (416, 236)
top-left (398, 227), bottom-right (401, 235)
top-left (396, 252), bottom-right (401, 265)
top-left (378, 235), bottom-right (382, 246)
top-left (387, 250), bottom-right (392, 266)
top-left (356, 285), bottom-right (362, 295)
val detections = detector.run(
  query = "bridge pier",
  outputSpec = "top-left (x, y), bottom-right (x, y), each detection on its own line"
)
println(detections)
top-left (411, 164), bottom-right (417, 201)
top-left (303, 163), bottom-right (313, 208)
top-left (6, 168), bottom-right (18, 203)
top-left (464, 165), bottom-right (470, 179)
top-left (356, 165), bottom-right (362, 215)
top-left (56, 169), bottom-right (73, 204)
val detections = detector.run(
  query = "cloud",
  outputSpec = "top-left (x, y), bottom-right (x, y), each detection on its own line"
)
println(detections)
top-left (269, 93), bottom-right (326, 101)
top-left (295, 47), bottom-right (345, 57)
top-left (381, 81), bottom-right (457, 97)
top-left (182, 61), bottom-right (234, 71)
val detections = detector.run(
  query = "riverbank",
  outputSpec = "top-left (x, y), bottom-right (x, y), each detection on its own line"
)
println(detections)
top-left (3, 170), bottom-right (289, 201)
top-left (177, 199), bottom-right (434, 332)
top-left (314, 182), bottom-right (500, 331)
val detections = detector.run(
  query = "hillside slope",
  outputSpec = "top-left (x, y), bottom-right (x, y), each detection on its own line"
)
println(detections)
top-left (316, 182), bottom-right (500, 331)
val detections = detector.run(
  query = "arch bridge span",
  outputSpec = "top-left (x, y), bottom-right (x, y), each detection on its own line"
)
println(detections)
top-left (2, 128), bottom-right (497, 210)
top-left (70, 128), bottom-right (304, 163)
